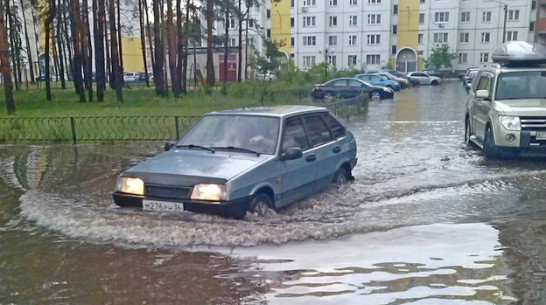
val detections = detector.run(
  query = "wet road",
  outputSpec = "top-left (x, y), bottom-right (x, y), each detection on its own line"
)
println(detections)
top-left (1, 81), bottom-right (546, 304)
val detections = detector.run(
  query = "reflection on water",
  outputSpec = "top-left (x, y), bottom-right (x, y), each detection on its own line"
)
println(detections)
top-left (1, 83), bottom-right (546, 303)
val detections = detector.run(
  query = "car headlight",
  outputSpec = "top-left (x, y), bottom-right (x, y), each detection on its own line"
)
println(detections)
top-left (116, 177), bottom-right (144, 195)
top-left (191, 184), bottom-right (226, 201)
top-left (499, 116), bottom-right (521, 131)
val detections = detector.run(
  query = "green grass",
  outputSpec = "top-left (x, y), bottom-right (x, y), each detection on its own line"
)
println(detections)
top-left (0, 80), bottom-right (316, 117)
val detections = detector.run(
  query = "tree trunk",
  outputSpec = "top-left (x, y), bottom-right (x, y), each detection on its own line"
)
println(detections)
top-left (94, 0), bottom-right (106, 101)
top-left (116, 0), bottom-right (123, 85)
top-left (0, 0), bottom-right (15, 114)
top-left (223, 0), bottom-right (230, 86)
top-left (56, 1), bottom-right (66, 89)
top-left (143, 0), bottom-right (153, 74)
top-left (138, 0), bottom-right (148, 87)
top-left (62, 0), bottom-right (73, 81)
top-left (175, 0), bottom-right (184, 94)
top-left (19, 0), bottom-right (35, 82)
top-left (70, 0), bottom-right (86, 102)
top-left (44, 0), bottom-right (56, 101)
top-left (166, 0), bottom-right (178, 97)
top-left (205, 0), bottom-right (214, 88)
top-left (82, 0), bottom-right (93, 101)
top-left (237, 0), bottom-right (243, 82)
top-left (109, 0), bottom-right (122, 102)
top-left (152, 0), bottom-right (165, 96)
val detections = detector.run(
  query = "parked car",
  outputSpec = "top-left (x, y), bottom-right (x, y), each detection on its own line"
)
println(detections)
top-left (113, 105), bottom-right (358, 219)
top-left (407, 71), bottom-right (442, 85)
top-left (382, 69), bottom-right (419, 86)
top-left (123, 72), bottom-right (140, 82)
top-left (35, 74), bottom-right (68, 81)
top-left (422, 69), bottom-right (442, 78)
top-left (375, 71), bottom-right (410, 88)
top-left (465, 40), bottom-right (546, 159)
top-left (355, 73), bottom-right (401, 91)
top-left (256, 71), bottom-right (277, 81)
top-left (463, 69), bottom-right (479, 93)
top-left (311, 77), bottom-right (394, 100)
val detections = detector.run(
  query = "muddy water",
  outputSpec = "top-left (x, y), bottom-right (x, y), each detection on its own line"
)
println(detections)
top-left (1, 82), bottom-right (546, 304)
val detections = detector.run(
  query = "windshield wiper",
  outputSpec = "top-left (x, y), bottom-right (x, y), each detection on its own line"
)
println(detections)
top-left (213, 146), bottom-right (260, 156)
top-left (176, 144), bottom-right (215, 153)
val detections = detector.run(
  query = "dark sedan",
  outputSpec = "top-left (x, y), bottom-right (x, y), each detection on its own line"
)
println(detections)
top-left (311, 77), bottom-right (394, 101)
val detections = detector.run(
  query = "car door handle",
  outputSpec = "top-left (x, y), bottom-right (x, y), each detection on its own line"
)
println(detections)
top-left (305, 154), bottom-right (316, 162)
top-left (332, 146), bottom-right (341, 153)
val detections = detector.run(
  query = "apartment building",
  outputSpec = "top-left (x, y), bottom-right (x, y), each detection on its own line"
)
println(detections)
top-left (222, 0), bottom-right (537, 73)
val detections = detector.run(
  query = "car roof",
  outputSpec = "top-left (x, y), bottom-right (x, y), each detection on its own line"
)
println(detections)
top-left (205, 105), bottom-right (329, 118)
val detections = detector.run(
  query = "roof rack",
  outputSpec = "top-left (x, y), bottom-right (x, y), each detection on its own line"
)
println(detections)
top-left (492, 41), bottom-right (546, 67)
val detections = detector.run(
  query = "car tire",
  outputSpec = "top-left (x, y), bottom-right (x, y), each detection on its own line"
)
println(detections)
top-left (465, 117), bottom-right (474, 147)
top-left (431, 80), bottom-right (439, 85)
top-left (333, 167), bottom-right (350, 185)
top-left (483, 127), bottom-right (500, 159)
top-left (370, 91), bottom-right (381, 100)
top-left (249, 193), bottom-right (274, 217)
top-left (323, 93), bottom-right (333, 102)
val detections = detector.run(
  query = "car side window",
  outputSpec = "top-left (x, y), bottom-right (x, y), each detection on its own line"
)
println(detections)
top-left (347, 79), bottom-right (362, 87)
top-left (321, 113), bottom-right (346, 139)
top-left (282, 117), bottom-right (309, 151)
top-left (333, 80), bottom-right (347, 87)
top-left (304, 115), bottom-right (333, 147)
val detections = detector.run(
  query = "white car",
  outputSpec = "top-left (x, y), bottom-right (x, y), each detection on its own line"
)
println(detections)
top-left (406, 71), bottom-right (442, 85)
top-left (123, 72), bottom-right (140, 82)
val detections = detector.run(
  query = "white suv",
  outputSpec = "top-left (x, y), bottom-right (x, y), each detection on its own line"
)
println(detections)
top-left (465, 41), bottom-right (546, 159)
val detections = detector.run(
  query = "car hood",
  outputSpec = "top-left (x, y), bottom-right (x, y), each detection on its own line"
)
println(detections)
top-left (495, 99), bottom-right (546, 116)
top-left (124, 149), bottom-right (272, 181)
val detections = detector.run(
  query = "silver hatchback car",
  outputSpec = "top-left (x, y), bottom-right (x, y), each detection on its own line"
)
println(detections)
top-left (113, 106), bottom-right (358, 219)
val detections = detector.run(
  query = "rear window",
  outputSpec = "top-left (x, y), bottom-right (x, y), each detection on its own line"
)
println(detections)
top-left (321, 113), bottom-right (346, 139)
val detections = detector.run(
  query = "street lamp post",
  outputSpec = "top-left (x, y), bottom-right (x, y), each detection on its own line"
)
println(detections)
top-left (324, 48), bottom-right (329, 78)
top-left (502, 4), bottom-right (507, 43)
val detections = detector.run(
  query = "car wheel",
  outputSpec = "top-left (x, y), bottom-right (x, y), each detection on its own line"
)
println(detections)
top-left (484, 127), bottom-right (518, 159)
top-left (465, 117), bottom-right (472, 144)
top-left (249, 193), bottom-right (274, 217)
top-left (370, 91), bottom-right (381, 100)
top-left (431, 80), bottom-right (439, 85)
top-left (333, 167), bottom-right (350, 186)
top-left (323, 92), bottom-right (333, 102)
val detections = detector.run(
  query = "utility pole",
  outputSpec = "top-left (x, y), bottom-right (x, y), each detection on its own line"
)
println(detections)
top-left (502, 4), bottom-right (507, 43)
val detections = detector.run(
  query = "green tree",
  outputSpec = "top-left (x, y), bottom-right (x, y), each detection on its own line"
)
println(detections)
top-left (425, 44), bottom-right (457, 71)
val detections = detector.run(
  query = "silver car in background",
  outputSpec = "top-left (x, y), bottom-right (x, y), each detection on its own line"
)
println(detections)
top-left (407, 71), bottom-right (442, 85)
top-left (113, 106), bottom-right (358, 219)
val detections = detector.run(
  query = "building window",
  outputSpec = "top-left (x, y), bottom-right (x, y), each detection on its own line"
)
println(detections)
top-left (461, 11), bottom-right (470, 23)
top-left (482, 11), bottom-right (491, 22)
top-left (530, 22), bottom-right (535, 31)
top-left (249, 19), bottom-right (254, 28)
top-left (303, 36), bottom-right (317, 46)
top-left (507, 10), bottom-right (519, 21)
top-left (349, 16), bottom-right (358, 26)
top-left (290, 17), bottom-right (294, 28)
top-left (459, 32), bottom-right (469, 43)
top-left (368, 14), bottom-right (381, 24)
top-left (418, 50), bottom-right (424, 55)
top-left (291, 37), bottom-right (294, 47)
top-left (303, 56), bottom-right (316, 67)
top-left (366, 54), bottom-right (380, 65)
top-left (329, 16), bottom-right (337, 27)
top-left (392, 25), bottom-right (398, 35)
top-left (393, 5), bottom-right (398, 15)
top-left (291, 0), bottom-right (294, 7)
top-left (329, 0), bottom-right (337, 5)
top-left (267, 29), bottom-right (271, 38)
top-left (420, 0), bottom-right (425, 3)
top-left (458, 53), bottom-right (468, 64)
top-left (532, 0), bottom-right (536, 10)
top-left (433, 32), bottom-right (448, 44)
top-left (349, 35), bottom-right (357, 46)
top-left (419, 13), bottom-right (425, 24)
top-left (329, 35), bottom-right (337, 46)
top-left (481, 32), bottom-right (490, 43)
top-left (303, 0), bottom-right (316, 5)
top-left (418, 34), bottom-right (423, 44)
top-left (348, 55), bottom-right (357, 66)
top-left (367, 34), bottom-right (380, 45)
top-left (228, 18), bottom-right (236, 29)
top-left (369, 0), bottom-right (381, 3)
top-left (434, 12), bottom-right (449, 23)
top-left (328, 55), bottom-right (337, 66)
top-left (350, 0), bottom-right (357, 5)
top-left (506, 31), bottom-right (518, 41)
top-left (480, 52), bottom-right (489, 63)
top-left (266, 9), bottom-right (271, 19)
top-left (391, 45), bottom-right (397, 55)
top-left (303, 16), bottom-right (316, 27)
top-left (229, 38), bottom-right (236, 46)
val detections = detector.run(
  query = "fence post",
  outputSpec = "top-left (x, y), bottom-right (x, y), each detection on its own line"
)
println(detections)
top-left (70, 117), bottom-right (77, 144)
top-left (175, 116), bottom-right (180, 139)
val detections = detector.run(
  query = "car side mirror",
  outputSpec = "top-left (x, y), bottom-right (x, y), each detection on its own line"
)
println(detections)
top-left (476, 89), bottom-right (489, 100)
top-left (164, 140), bottom-right (177, 151)
top-left (280, 147), bottom-right (303, 161)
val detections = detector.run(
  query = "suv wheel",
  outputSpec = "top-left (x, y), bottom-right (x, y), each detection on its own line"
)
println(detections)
top-left (370, 91), bottom-right (381, 100)
top-left (465, 118), bottom-right (475, 148)
top-left (483, 127), bottom-right (518, 159)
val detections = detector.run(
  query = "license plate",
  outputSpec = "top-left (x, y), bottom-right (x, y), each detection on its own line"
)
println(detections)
top-left (537, 132), bottom-right (546, 140)
top-left (142, 199), bottom-right (184, 212)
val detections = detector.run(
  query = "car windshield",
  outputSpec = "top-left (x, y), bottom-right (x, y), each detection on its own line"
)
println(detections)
top-left (178, 115), bottom-right (280, 155)
top-left (496, 71), bottom-right (546, 100)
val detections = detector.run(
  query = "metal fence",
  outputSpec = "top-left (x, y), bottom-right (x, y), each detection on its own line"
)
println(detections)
top-left (0, 116), bottom-right (200, 143)
top-left (0, 95), bottom-right (365, 144)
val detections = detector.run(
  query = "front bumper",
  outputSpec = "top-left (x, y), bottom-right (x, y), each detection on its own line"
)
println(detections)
top-left (112, 192), bottom-right (252, 217)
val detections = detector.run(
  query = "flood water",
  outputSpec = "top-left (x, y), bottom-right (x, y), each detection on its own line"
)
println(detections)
top-left (1, 81), bottom-right (546, 304)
